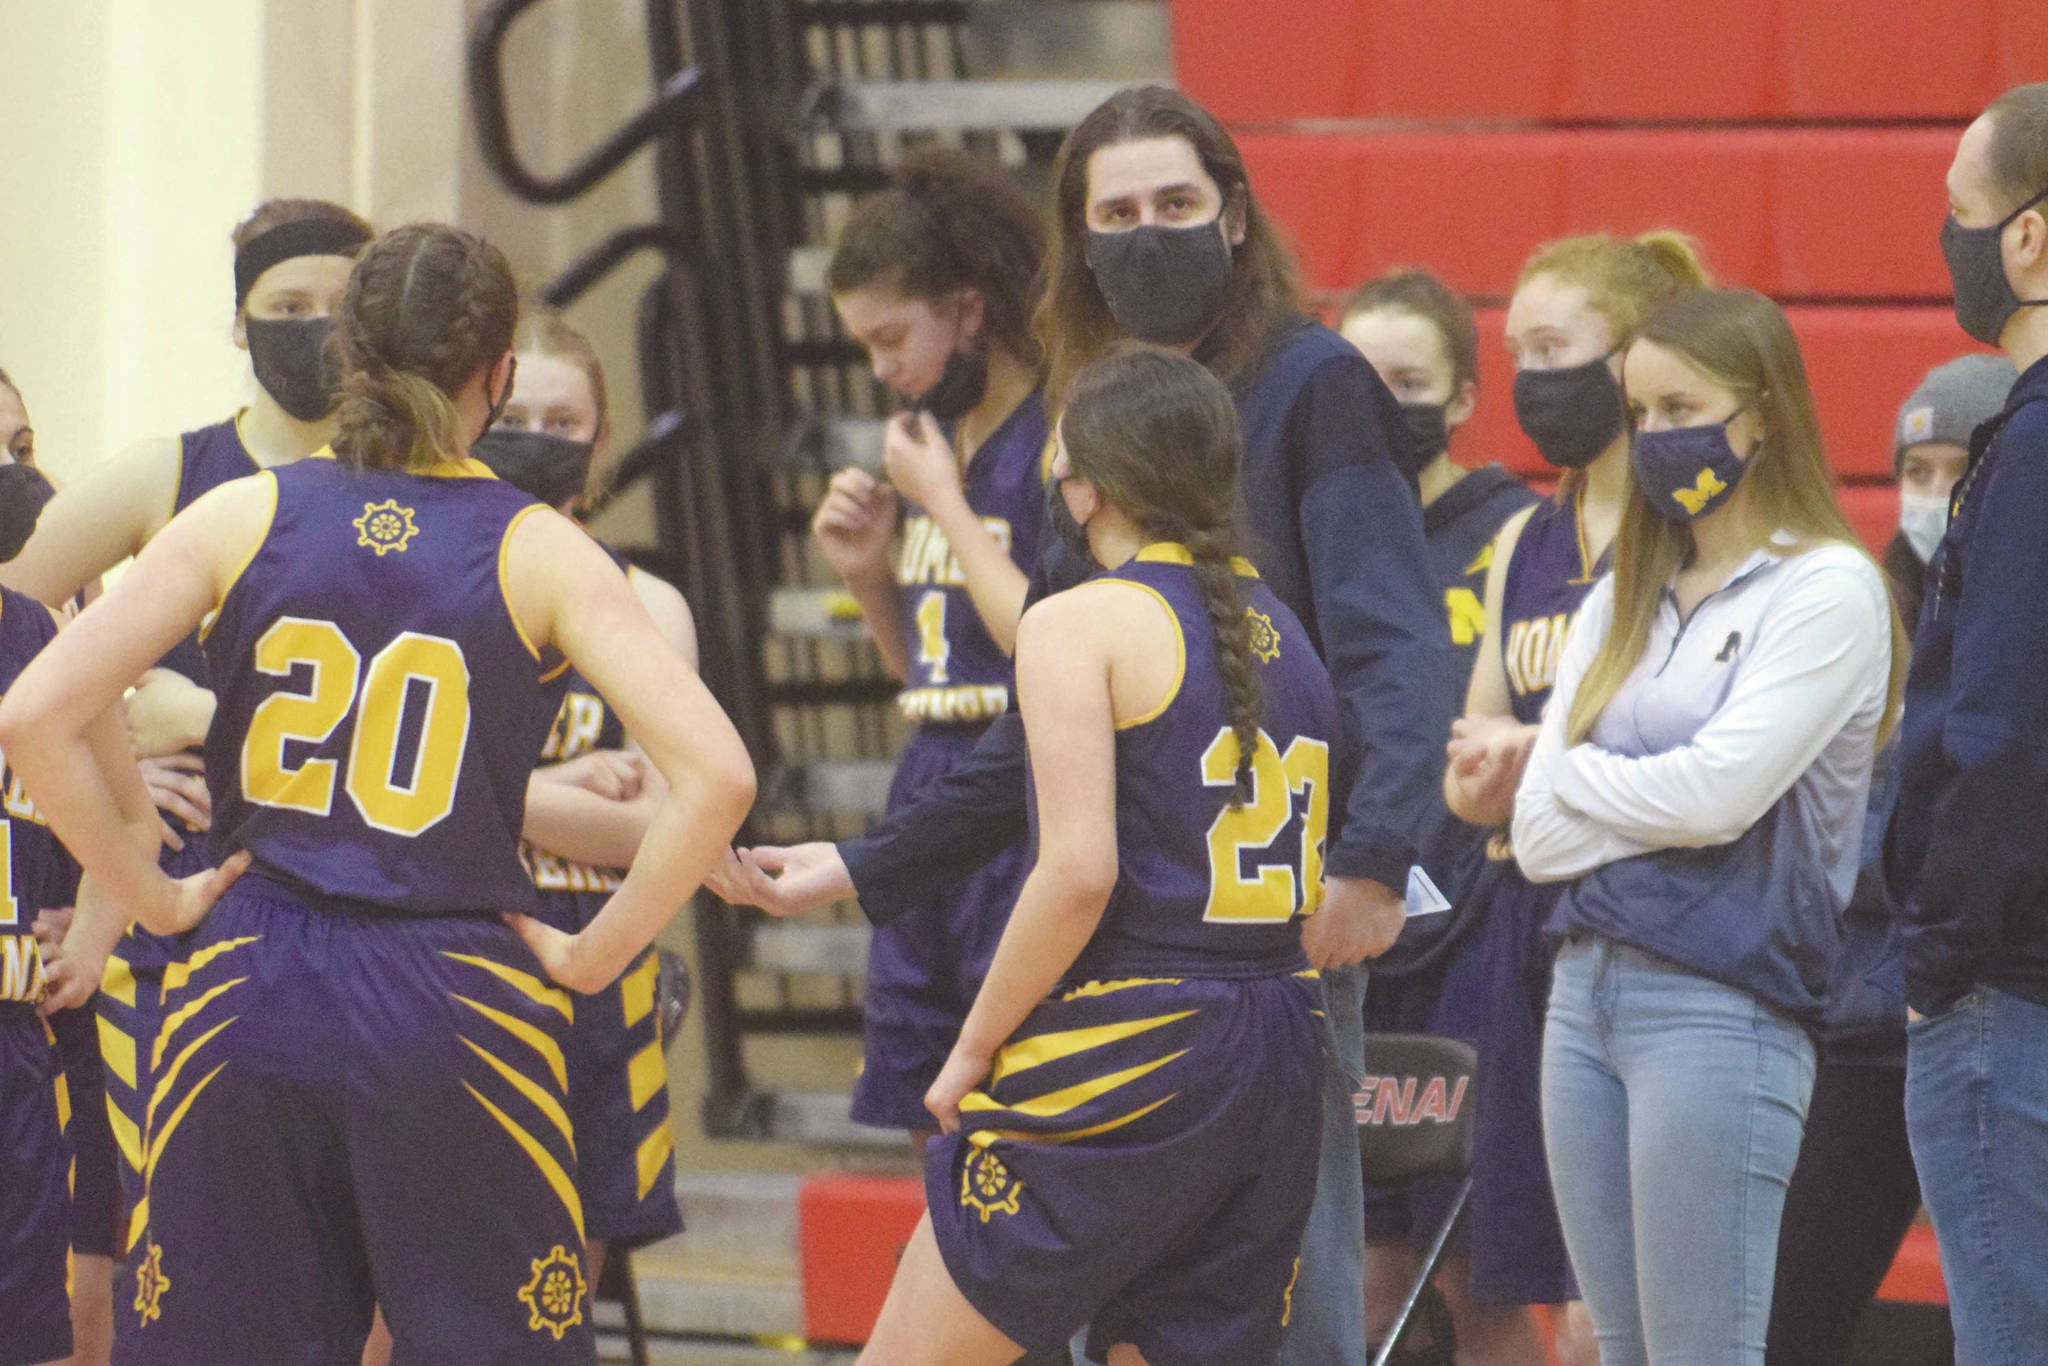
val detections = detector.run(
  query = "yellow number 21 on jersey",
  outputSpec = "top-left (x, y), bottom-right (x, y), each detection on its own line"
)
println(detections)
top-left (242, 617), bottom-right (473, 837)
top-left (1200, 727), bottom-right (1330, 924)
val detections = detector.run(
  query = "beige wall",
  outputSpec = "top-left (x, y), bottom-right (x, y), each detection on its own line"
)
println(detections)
top-left (0, 0), bottom-right (664, 548)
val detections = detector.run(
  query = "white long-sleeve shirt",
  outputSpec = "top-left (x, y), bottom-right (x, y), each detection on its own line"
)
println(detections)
top-left (1510, 534), bottom-right (1892, 1017)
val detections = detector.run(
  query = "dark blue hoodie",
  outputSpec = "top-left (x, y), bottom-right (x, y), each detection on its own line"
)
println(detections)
top-left (1887, 352), bottom-right (2048, 1016)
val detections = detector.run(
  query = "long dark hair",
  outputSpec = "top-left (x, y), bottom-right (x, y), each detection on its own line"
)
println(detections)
top-left (331, 224), bottom-right (519, 473)
top-left (1062, 347), bottom-right (1262, 802)
top-left (1040, 87), bottom-right (1300, 406)
top-left (827, 147), bottom-right (1045, 367)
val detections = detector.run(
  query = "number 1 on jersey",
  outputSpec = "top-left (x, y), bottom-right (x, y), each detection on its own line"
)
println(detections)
top-left (1200, 728), bottom-right (1330, 924)
top-left (915, 590), bottom-right (951, 685)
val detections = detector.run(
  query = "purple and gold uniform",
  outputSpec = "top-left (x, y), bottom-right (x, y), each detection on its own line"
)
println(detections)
top-left (853, 393), bottom-right (1046, 1128)
top-left (119, 452), bottom-right (594, 1365)
top-left (0, 586), bottom-right (78, 1366)
top-left (99, 416), bottom-right (259, 1227)
top-left (522, 632), bottom-right (682, 1250)
top-left (1411, 490), bottom-right (1601, 1306)
top-left (926, 545), bottom-right (1337, 1365)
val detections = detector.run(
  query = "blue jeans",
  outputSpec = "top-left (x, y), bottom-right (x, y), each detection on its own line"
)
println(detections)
top-left (1068, 965), bottom-right (1368, 1366)
top-left (1905, 986), bottom-right (2048, 1366)
top-left (1542, 937), bottom-right (1814, 1366)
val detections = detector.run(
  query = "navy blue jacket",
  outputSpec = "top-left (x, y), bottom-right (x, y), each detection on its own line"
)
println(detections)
top-left (1888, 352), bottom-right (2048, 1016)
top-left (840, 320), bottom-right (1455, 924)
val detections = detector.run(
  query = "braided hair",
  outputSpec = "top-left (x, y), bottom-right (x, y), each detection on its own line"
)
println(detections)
top-left (331, 224), bottom-right (519, 473)
top-left (1062, 347), bottom-right (1263, 804)
top-left (827, 147), bottom-right (1046, 367)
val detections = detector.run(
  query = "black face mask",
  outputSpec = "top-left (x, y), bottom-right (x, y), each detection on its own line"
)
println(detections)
top-left (0, 462), bottom-right (56, 564)
top-left (1941, 182), bottom-right (2048, 346)
top-left (915, 344), bottom-right (989, 422)
top-left (472, 427), bottom-right (595, 507)
top-left (1045, 477), bottom-right (1096, 567)
top-left (1512, 354), bottom-right (1624, 470)
top-left (1084, 221), bottom-right (1235, 346)
top-left (1395, 404), bottom-right (1449, 480)
top-left (478, 356), bottom-right (518, 447)
top-left (246, 317), bottom-right (339, 423)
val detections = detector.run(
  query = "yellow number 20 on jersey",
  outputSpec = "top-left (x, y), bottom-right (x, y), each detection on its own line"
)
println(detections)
top-left (242, 617), bottom-right (472, 837)
top-left (1200, 727), bottom-right (1330, 923)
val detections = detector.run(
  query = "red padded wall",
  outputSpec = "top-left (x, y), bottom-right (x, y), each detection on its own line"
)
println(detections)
top-left (1245, 129), bottom-right (1956, 302)
top-left (1171, 0), bottom-right (2048, 123)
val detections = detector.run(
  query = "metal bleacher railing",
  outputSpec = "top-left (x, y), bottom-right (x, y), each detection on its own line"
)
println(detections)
top-left (469, 0), bottom-right (1158, 1151)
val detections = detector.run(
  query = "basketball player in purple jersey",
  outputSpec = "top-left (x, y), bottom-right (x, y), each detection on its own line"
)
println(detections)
top-left (860, 349), bottom-right (1336, 1366)
top-left (0, 413), bottom-right (91, 1366)
top-left (809, 149), bottom-right (1048, 1137)
top-left (0, 200), bottom-right (375, 1268)
top-left (1441, 233), bottom-right (1709, 1364)
top-left (358, 310), bottom-right (699, 1365)
top-left (10, 224), bottom-right (754, 1366)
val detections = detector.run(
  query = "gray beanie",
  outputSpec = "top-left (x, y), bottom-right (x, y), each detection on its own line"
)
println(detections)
top-left (1895, 354), bottom-right (2019, 474)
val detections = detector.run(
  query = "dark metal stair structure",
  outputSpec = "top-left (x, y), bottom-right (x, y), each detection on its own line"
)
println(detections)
top-left (471, 0), bottom-right (1166, 1151)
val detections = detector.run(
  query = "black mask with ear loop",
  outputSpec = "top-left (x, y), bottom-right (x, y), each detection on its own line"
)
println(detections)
top-left (1045, 475), bottom-right (1097, 567)
top-left (0, 462), bottom-right (57, 563)
top-left (917, 345), bottom-right (990, 422)
top-left (477, 357), bottom-right (518, 446)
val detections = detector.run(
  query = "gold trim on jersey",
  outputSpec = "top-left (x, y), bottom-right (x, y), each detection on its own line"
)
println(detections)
top-left (97, 1015), bottom-right (137, 1091)
top-left (453, 994), bottom-right (569, 1091)
top-left (628, 1039), bottom-right (666, 1112)
top-left (466, 1083), bottom-right (586, 1245)
top-left (988, 1010), bottom-right (1197, 1087)
top-left (499, 502), bottom-right (552, 662)
top-left (153, 979), bottom-right (246, 1072)
top-left (897, 683), bottom-right (1011, 724)
top-left (965, 1092), bottom-right (1177, 1152)
top-left (460, 1035), bottom-right (576, 1153)
top-left (1058, 976), bottom-right (1183, 1002)
top-left (1133, 542), bottom-right (1260, 578)
top-left (444, 952), bottom-right (573, 1024)
top-left (635, 1120), bottom-right (675, 1200)
top-left (100, 952), bottom-right (137, 1006)
top-left (160, 935), bottom-right (260, 996)
top-left (958, 1049), bottom-right (1188, 1121)
top-left (107, 1096), bottom-right (142, 1176)
top-left (1090, 579), bottom-right (1185, 731)
top-left (621, 952), bottom-right (658, 1029)
top-left (149, 1018), bottom-right (236, 1139)
top-left (199, 471), bottom-right (279, 644)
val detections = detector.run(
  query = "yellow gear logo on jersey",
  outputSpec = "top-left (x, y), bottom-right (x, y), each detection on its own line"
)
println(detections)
top-left (1246, 609), bottom-right (1282, 663)
top-left (961, 1148), bottom-right (1023, 1223)
top-left (353, 499), bottom-right (419, 556)
top-left (134, 1239), bottom-right (171, 1325)
top-left (517, 1244), bottom-right (588, 1341)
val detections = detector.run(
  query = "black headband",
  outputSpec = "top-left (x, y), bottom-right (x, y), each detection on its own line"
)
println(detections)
top-left (233, 218), bottom-right (372, 310)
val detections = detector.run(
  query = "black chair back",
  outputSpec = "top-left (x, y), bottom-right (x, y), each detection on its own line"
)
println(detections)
top-left (1355, 1033), bottom-right (1478, 1188)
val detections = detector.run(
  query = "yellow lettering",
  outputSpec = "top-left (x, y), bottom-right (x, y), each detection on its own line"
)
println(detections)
top-left (1445, 588), bottom-right (1486, 647)
top-left (542, 694), bottom-right (606, 762)
top-left (1201, 730), bottom-right (1330, 923)
top-left (1, 933), bottom-right (43, 1003)
top-left (243, 617), bottom-right (361, 817)
top-left (895, 516), bottom-right (1015, 588)
top-left (346, 633), bottom-right (472, 837)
